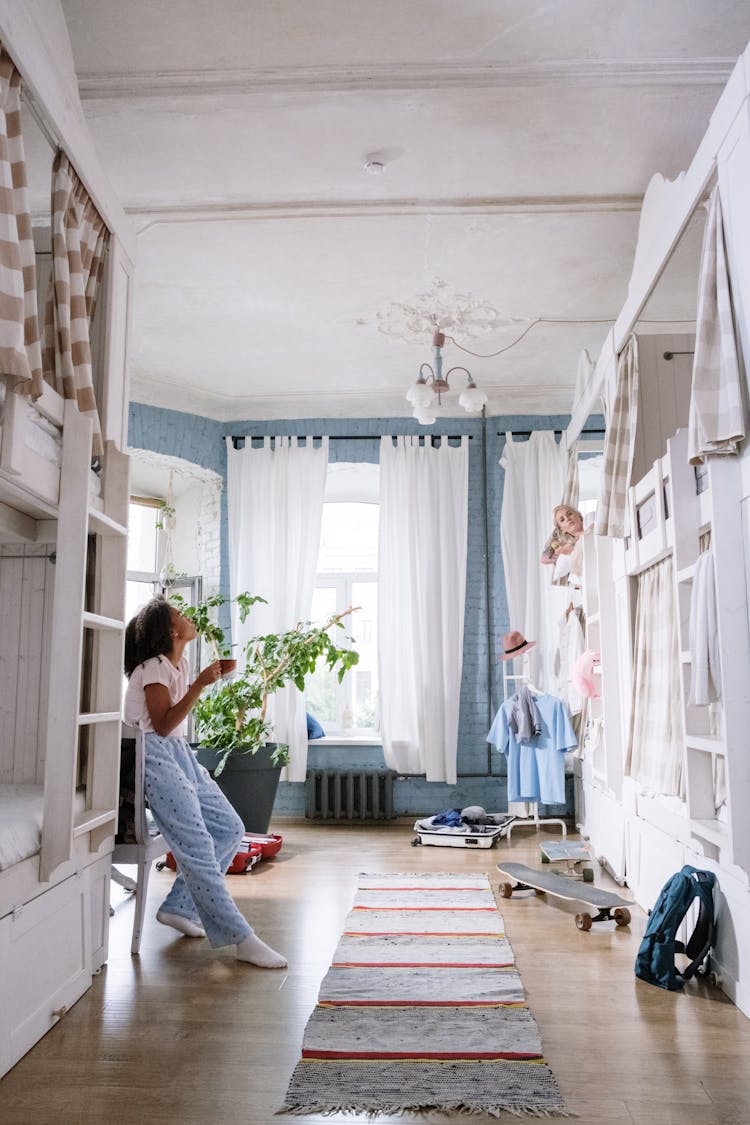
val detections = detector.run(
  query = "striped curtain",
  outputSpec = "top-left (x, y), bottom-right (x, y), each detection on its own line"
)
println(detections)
top-left (625, 556), bottom-right (684, 798)
top-left (595, 334), bottom-right (639, 538)
top-left (43, 151), bottom-right (109, 456)
top-left (0, 47), bottom-right (42, 396)
top-left (687, 186), bottom-right (745, 465)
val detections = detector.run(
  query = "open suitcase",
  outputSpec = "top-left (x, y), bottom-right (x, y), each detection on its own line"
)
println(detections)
top-left (413, 813), bottom-right (516, 849)
top-left (157, 833), bottom-right (266, 874)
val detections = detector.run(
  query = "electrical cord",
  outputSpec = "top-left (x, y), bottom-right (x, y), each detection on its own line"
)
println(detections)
top-left (444, 317), bottom-right (696, 359)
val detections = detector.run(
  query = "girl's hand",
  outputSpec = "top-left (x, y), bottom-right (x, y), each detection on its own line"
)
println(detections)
top-left (195, 661), bottom-right (223, 689)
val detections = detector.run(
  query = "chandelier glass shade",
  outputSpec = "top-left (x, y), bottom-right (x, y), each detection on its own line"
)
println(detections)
top-left (406, 330), bottom-right (487, 424)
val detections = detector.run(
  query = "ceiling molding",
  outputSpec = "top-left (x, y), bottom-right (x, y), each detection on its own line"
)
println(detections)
top-left (78, 57), bottom-right (735, 100)
top-left (132, 194), bottom-right (643, 234)
top-left (129, 372), bottom-right (576, 422)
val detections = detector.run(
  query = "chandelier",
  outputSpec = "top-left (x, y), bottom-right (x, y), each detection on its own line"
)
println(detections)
top-left (406, 329), bottom-right (487, 424)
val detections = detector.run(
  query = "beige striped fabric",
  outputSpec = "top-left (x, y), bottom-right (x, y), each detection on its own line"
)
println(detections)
top-left (594, 334), bottom-right (639, 538)
top-left (687, 186), bottom-right (745, 466)
top-left (43, 151), bottom-right (108, 456)
top-left (625, 556), bottom-right (684, 799)
top-left (561, 439), bottom-right (579, 508)
top-left (0, 47), bottom-right (42, 397)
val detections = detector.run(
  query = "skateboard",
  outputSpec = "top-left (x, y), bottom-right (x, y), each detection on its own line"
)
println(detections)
top-left (539, 839), bottom-right (594, 882)
top-left (496, 860), bottom-right (632, 931)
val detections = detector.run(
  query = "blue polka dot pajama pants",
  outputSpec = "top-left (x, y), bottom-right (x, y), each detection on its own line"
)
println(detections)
top-left (144, 733), bottom-right (252, 947)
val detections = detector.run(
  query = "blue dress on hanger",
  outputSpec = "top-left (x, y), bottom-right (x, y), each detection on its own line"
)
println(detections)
top-left (487, 693), bottom-right (577, 804)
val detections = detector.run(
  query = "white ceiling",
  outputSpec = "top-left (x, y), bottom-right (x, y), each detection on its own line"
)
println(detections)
top-left (51, 2), bottom-right (750, 421)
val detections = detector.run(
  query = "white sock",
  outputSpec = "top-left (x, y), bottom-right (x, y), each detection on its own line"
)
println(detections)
top-left (156, 910), bottom-right (206, 938)
top-left (236, 932), bottom-right (287, 968)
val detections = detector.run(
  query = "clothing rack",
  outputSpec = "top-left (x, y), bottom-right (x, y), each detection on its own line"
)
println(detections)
top-left (501, 658), bottom-right (567, 842)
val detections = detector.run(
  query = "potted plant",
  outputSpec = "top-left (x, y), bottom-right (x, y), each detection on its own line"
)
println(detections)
top-left (169, 591), bottom-right (359, 831)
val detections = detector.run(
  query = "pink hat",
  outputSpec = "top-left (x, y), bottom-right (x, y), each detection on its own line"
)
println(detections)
top-left (499, 630), bottom-right (537, 661)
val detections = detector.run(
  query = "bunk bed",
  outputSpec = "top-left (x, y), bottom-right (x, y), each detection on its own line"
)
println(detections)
top-left (0, 2), bottom-right (135, 1077)
top-left (0, 379), bottom-right (104, 511)
top-left (567, 40), bottom-right (750, 1017)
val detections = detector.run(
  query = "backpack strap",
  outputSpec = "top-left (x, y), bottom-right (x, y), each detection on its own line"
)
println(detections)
top-left (680, 869), bottom-right (716, 982)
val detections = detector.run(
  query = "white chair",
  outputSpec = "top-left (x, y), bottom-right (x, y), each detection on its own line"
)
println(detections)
top-left (112, 726), bottom-right (167, 955)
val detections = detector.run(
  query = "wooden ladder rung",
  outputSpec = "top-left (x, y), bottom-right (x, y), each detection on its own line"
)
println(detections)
top-left (83, 611), bottom-right (124, 632)
top-left (78, 711), bottom-right (122, 726)
top-left (88, 508), bottom-right (127, 537)
top-left (73, 807), bottom-right (117, 837)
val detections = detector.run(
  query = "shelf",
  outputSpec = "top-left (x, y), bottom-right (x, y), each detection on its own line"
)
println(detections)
top-left (677, 565), bottom-right (696, 583)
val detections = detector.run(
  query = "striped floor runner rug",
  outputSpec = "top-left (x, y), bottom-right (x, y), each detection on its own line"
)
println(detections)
top-left (279, 872), bottom-right (570, 1118)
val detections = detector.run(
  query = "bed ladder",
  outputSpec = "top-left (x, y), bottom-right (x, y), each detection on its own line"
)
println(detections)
top-left (40, 400), bottom-right (129, 882)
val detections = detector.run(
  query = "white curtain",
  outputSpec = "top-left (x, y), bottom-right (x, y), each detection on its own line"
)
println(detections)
top-left (500, 431), bottom-right (569, 692)
top-left (378, 435), bottom-right (469, 784)
top-left (226, 435), bottom-right (329, 782)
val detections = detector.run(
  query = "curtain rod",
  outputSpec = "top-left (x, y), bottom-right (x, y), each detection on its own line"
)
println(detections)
top-left (498, 427), bottom-right (606, 439)
top-left (230, 434), bottom-right (474, 448)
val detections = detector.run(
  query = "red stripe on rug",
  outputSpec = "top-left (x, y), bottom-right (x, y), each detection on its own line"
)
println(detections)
top-left (344, 931), bottom-right (504, 937)
top-left (352, 906), bottom-right (496, 911)
top-left (302, 1050), bottom-right (543, 1061)
top-left (318, 1000), bottom-right (527, 1008)
top-left (359, 886), bottom-right (490, 891)
top-left (332, 961), bottom-right (516, 969)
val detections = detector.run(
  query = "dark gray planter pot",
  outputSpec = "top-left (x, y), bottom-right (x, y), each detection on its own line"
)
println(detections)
top-left (195, 742), bottom-right (282, 833)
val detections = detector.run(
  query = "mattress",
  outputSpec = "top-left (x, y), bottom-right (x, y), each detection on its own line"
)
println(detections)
top-left (0, 784), bottom-right (88, 871)
top-left (0, 784), bottom-right (44, 871)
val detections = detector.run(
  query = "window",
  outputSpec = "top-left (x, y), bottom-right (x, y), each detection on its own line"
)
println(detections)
top-left (125, 498), bottom-right (161, 625)
top-left (125, 497), bottom-right (203, 732)
top-left (305, 463), bottom-right (379, 737)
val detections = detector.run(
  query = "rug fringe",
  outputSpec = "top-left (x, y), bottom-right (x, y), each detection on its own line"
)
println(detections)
top-left (276, 1101), bottom-right (576, 1118)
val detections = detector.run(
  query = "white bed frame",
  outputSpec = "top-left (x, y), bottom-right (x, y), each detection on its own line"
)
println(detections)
top-left (0, 2), bottom-right (135, 1077)
top-left (569, 40), bottom-right (750, 1017)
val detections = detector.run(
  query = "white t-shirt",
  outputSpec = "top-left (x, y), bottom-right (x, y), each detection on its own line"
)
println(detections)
top-left (124, 654), bottom-right (190, 735)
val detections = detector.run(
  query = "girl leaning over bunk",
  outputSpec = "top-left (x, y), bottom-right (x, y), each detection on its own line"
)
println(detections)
top-left (123, 596), bottom-right (286, 968)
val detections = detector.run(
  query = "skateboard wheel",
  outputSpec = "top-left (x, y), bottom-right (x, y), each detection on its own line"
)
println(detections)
top-left (500, 882), bottom-right (513, 899)
top-left (613, 907), bottom-right (631, 927)
top-left (575, 912), bottom-right (593, 931)
top-left (582, 867), bottom-right (595, 883)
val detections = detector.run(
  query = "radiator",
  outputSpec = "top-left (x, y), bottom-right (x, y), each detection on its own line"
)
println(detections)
top-left (305, 769), bottom-right (396, 821)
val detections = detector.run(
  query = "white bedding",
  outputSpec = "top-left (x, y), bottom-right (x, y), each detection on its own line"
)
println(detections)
top-left (0, 784), bottom-right (44, 871)
top-left (0, 382), bottom-right (102, 499)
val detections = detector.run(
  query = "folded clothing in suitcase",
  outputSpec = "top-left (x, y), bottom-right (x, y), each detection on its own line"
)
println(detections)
top-left (413, 812), bottom-right (516, 848)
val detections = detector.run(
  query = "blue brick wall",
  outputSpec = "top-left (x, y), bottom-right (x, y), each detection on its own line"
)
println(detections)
top-left (129, 403), bottom-right (592, 818)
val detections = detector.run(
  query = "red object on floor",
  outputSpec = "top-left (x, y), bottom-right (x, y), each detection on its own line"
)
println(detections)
top-left (160, 838), bottom-right (263, 875)
top-left (241, 832), bottom-right (283, 859)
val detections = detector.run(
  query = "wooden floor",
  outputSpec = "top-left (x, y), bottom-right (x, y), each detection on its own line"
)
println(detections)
top-left (1, 822), bottom-right (749, 1125)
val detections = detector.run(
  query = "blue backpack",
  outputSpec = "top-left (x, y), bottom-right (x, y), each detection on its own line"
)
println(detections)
top-left (635, 864), bottom-right (716, 990)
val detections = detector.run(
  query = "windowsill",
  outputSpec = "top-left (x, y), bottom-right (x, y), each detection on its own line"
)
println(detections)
top-left (308, 735), bottom-right (382, 746)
